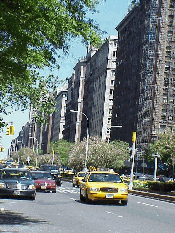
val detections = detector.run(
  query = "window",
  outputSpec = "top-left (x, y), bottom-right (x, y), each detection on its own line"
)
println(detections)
top-left (109, 109), bottom-right (112, 115)
top-left (110, 89), bottom-right (113, 95)
top-left (111, 70), bottom-right (115, 77)
top-left (111, 80), bottom-right (115, 85)
top-left (113, 51), bottom-right (116, 57)
top-left (108, 118), bottom-right (111, 124)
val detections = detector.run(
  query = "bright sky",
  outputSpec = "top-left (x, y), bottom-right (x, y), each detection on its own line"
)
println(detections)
top-left (0, 0), bottom-right (130, 160)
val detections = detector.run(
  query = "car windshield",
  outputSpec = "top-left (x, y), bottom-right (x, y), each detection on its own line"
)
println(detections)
top-left (1, 170), bottom-right (32, 180)
top-left (88, 173), bottom-right (122, 183)
top-left (32, 172), bottom-right (52, 180)
top-left (78, 173), bottom-right (86, 177)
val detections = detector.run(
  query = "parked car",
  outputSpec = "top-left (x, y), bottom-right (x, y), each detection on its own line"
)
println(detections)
top-left (31, 171), bottom-right (56, 193)
top-left (0, 168), bottom-right (36, 200)
top-left (40, 164), bottom-right (61, 186)
top-left (73, 172), bottom-right (86, 187)
top-left (80, 171), bottom-right (128, 205)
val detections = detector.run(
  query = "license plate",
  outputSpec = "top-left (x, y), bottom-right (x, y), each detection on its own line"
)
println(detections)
top-left (14, 191), bottom-right (20, 195)
top-left (41, 186), bottom-right (46, 189)
top-left (106, 193), bottom-right (114, 198)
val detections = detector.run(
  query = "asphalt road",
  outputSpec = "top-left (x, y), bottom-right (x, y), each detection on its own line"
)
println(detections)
top-left (0, 180), bottom-right (175, 233)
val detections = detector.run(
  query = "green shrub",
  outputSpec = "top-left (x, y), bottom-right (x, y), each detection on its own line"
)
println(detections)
top-left (147, 181), bottom-right (175, 192)
top-left (133, 180), bottom-right (148, 189)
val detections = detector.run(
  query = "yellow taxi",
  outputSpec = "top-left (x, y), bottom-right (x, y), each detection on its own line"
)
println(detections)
top-left (80, 171), bottom-right (128, 205)
top-left (73, 171), bottom-right (86, 187)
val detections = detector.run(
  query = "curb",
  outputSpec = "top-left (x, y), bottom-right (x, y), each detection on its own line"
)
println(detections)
top-left (129, 189), bottom-right (175, 203)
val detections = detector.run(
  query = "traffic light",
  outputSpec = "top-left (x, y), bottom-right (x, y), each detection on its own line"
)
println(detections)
top-left (132, 132), bottom-right (136, 143)
top-left (6, 125), bottom-right (14, 135)
top-left (0, 147), bottom-right (4, 152)
top-left (10, 125), bottom-right (14, 135)
top-left (6, 126), bottom-right (10, 135)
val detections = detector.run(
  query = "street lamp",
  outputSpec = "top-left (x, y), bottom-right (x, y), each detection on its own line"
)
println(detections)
top-left (70, 110), bottom-right (89, 171)
top-left (129, 132), bottom-right (136, 190)
top-left (29, 137), bottom-right (39, 167)
top-left (152, 153), bottom-right (160, 181)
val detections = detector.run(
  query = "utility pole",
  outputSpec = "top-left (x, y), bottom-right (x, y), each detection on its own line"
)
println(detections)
top-left (129, 132), bottom-right (136, 190)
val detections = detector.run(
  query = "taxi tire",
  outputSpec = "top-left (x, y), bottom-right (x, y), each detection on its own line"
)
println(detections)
top-left (85, 191), bottom-right (90, 203)
top-left (121, 200), bottom-right (128, 206)
top-left (80, 189), bottom-right (85, 202)
top-left (73, 183), bottom-right (75, 187)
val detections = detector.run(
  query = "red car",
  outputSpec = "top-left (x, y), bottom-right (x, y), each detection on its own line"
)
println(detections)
top-left (31, 171), bottom-right (56, 193)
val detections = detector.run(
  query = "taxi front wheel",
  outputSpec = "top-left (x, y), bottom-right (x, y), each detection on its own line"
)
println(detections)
top-left (121, 200), bottom-right (128, 206)
top-left (85, 191), bottom-right (90, 203)
top-left (80, 189), bottom-right (85, 202)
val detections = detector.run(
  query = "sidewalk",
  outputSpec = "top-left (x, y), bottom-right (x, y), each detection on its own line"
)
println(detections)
top-left (129, 189), bottom-right (175, 203)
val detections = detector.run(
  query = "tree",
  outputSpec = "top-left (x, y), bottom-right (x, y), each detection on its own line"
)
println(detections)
top-left (11, 147), bottom-right (37, 166)
top-left (147, 128), bottom-right (175, 173)
top-left (68, 136), bottom-right (130, 171)
top-left (49, 139), bottom-right (74, 167)
top-left (0, 0), bottom-right (102, 123)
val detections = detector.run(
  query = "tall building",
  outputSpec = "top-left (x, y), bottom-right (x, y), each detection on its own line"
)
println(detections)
top-left (64, 58), bottom-right (86, 142)
top-left (82, 35), bottom-right (118, 141)
top-left (64, 35), bottom-right (118, 143)
top-left (51, 88), bottom-right (67, 141)
top-left (111, 0), bottom-right (175, 152)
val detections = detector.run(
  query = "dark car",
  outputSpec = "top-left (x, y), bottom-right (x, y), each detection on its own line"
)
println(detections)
top-left (0, 168), bottom-right (36, 200)
top-left (40, 165), bottom-right (61, 186)
top-left (31, 171), bottom-right (56, 193)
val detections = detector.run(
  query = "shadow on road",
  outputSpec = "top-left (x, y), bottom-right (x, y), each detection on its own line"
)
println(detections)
top-left (0, 209), bottom-right (47, 225)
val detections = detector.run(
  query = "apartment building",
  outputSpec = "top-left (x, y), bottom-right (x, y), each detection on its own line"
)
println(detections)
top-left (51, 89), bottom-right (67, 141)
top-left (111, 0), bottom-right (175, 152)
top-left (81, 35), bottom-right (118, 141)
top-left (64, 58), bottom-right (86, 142)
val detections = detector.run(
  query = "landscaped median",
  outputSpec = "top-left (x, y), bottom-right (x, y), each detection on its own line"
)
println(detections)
top-left (125, 180), bottom-right (175, 203)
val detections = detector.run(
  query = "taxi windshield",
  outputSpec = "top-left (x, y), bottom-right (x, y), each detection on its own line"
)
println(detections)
top-left (88, 173), bottom-right (122, 183)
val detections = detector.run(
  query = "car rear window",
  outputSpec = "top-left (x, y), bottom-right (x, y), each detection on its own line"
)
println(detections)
top-left (2, 170), bottom-right (32, 180)
top-left (31, 172), bottom-right (52, 180)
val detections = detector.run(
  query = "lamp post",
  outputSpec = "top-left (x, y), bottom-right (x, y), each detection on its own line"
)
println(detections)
top-left (152, 153), bottom-right (160, 181)
top-left (29, 137), bottom-right (39, 167)
top-left (70, 110), bottom-right (89, 171)
top-left (129, 132), bottom-right (136, 190)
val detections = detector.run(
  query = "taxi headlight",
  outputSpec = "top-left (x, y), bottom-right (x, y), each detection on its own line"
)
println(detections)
top-left (119, 188), bottom-right (128, 193)
top-left (0, 182), bottom-right (6, 188)
top-left (89, 187), bottom-right (99, 192)
top-left (28, 185), bottom-right (36, 190)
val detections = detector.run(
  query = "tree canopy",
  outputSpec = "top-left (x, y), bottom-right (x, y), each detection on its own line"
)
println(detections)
top-left (49, 139), bottom-right (73, 167)
top-left (146, 128), bottom-right (175, 172)
top-left (68, 136), bottom-right (130, 171)
top-left (0, 0), bottom-right (102, 122)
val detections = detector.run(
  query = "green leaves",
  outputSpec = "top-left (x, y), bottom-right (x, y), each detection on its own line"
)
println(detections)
top-left (0, 0), bottom-right (102, 122)
top-left (147, 128), bottom-right (175, 169)
top-left (68, 136), bottom-right (130, 171)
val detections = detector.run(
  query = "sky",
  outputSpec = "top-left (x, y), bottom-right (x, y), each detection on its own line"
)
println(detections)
top-left (0, 0), bottom-right (130, 160)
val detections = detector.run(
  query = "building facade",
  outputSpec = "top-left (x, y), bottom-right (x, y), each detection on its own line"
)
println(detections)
top-left (82, 35), bottom-right (118, 142)
top-left (51, 89), bottom-right (67, 141)
top-left (64, 58), bottom-right (86, 142)
top-left (111, 0), bottom-right (175, 152)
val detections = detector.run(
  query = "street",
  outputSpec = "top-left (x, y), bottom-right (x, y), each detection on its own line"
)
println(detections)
top-left (0, 180), bottom-right (175, 233)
